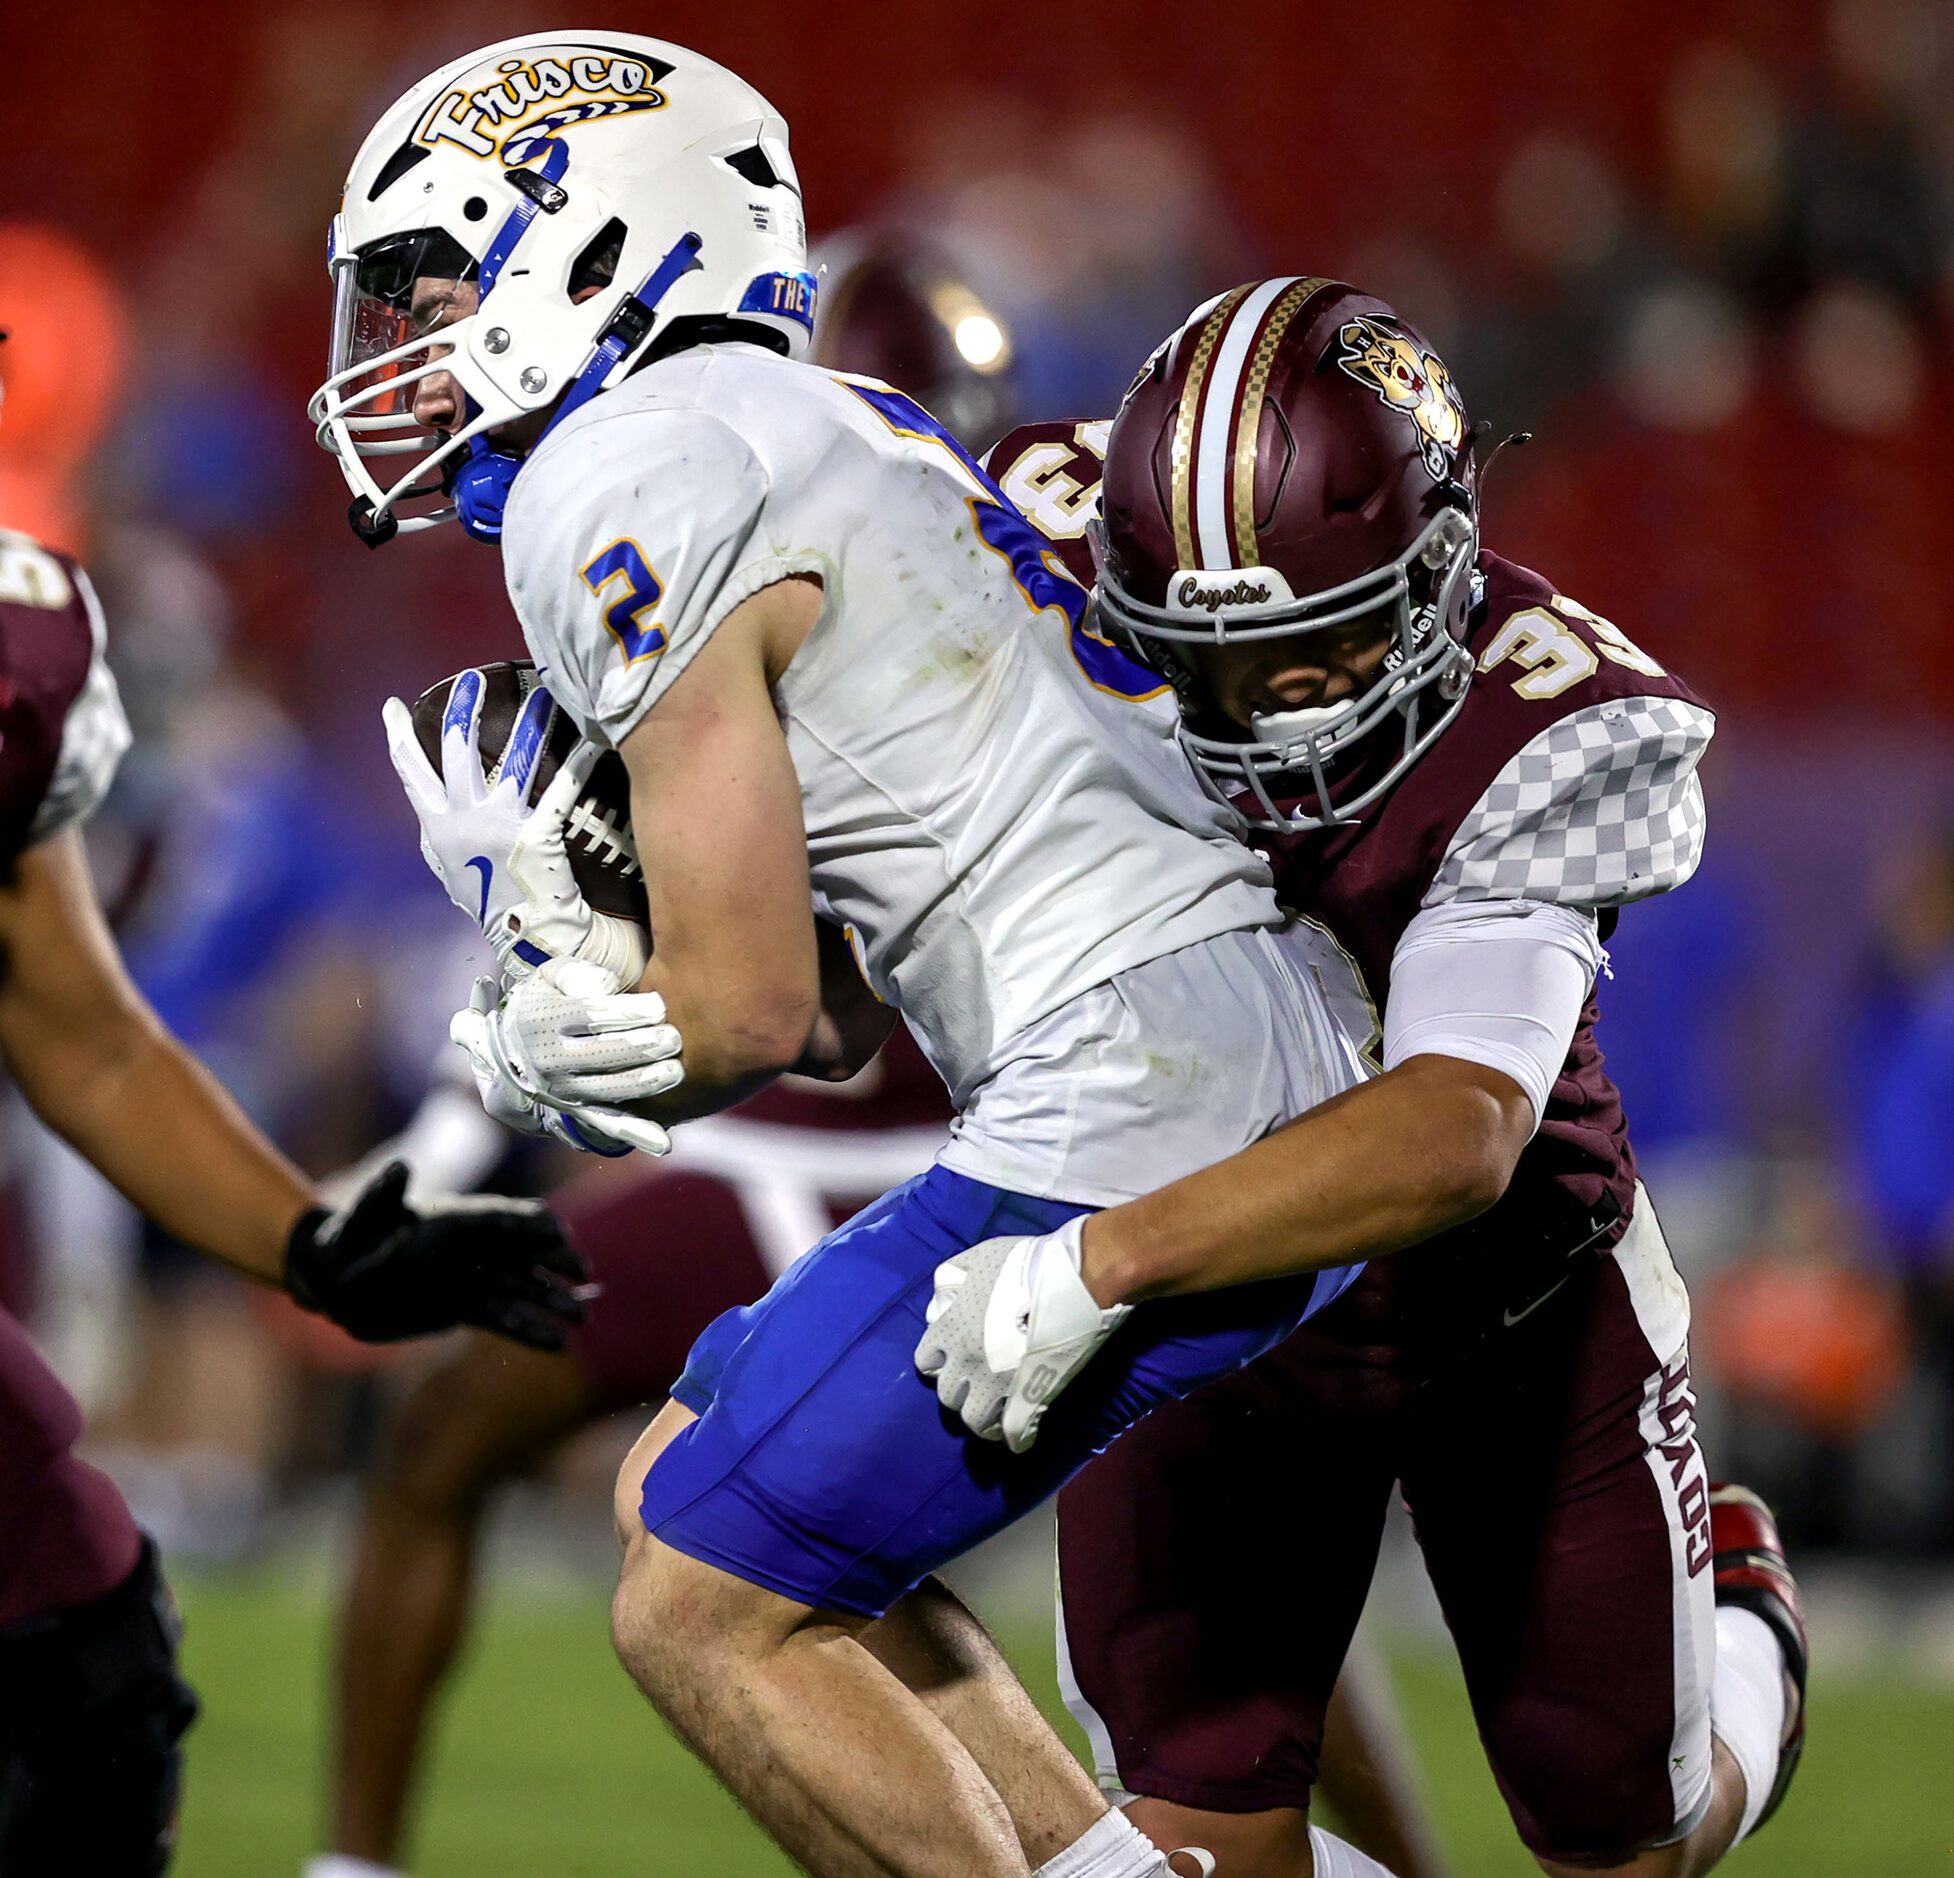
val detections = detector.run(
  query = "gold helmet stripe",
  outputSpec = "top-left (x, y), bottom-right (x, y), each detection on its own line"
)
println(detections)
top-left (1229, 277), bottom-right (1333, 566)
top-left (1168, 285), bottom-right (1252, 569)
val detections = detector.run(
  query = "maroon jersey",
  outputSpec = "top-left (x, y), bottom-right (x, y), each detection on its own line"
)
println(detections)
top-left (988, 423), bottom-right (1714, 1284)
top-left (735, 1024), bottom-right (949, 1133)
top-left (0, 529), bottom-right (138, 1627)
top-left (1268, 549), bottom-right (1711, 1263)
top-left (0, 529), bottom-right (129, 871)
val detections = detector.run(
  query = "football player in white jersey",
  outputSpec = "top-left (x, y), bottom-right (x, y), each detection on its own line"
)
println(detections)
top-left (315, 32), bottom-right (1369, 1878)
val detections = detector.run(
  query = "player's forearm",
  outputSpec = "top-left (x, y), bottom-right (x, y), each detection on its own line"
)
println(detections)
top-left (19, 1007), bottom-right (314, 1285)
top-left (0, 832), bottom-right (317, 1284)
top-left (1080, 1054), bottom-right (1530, 1307)
top-left (624, 957), bottom-right (819, 1122)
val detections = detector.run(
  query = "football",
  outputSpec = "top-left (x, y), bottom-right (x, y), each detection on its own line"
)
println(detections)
top-left (411, 660), bottom-right (649, 926)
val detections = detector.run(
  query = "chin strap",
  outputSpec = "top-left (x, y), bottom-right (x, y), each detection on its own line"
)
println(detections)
top-left (455, 229), bottom-right (704, 546)
top-left (452, 429), bottom-right (521, 545)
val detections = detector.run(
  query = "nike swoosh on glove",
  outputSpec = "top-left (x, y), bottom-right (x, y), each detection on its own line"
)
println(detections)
top-left (914, 1218), bottom-right (1132, 1452)
top-left (383, 671), bottom-right (647, 983)
top-left (284, 1162), bottom-right (588, 1351)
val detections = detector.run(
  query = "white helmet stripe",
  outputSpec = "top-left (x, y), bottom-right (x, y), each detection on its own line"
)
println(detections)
top-left (1192, 276), bottom-right (1296, 568)
top-left (1230, 277), bottom-right (1335, 563)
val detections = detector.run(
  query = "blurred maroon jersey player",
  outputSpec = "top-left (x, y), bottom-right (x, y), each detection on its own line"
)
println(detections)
top-left (985, 278), bottom-right (1803, 1878)
top-left (0, 532), bottom-right (195, 1875)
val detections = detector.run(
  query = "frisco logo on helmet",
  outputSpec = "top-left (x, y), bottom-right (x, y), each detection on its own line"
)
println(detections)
top-left (416, 52), bottom-right (672, 161)
top-left (314, 32), bottom-right (810, 546)
top-left (1334, 315), bottom-right (1466, 479)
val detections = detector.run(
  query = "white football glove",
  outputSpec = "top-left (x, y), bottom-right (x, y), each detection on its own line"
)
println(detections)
top-left (383, 671), bottom-right (648, 984)
top-left (914, 1218), bottom-right (1132, 1453)
top-left (449, 959), bottom-right (682, 1158)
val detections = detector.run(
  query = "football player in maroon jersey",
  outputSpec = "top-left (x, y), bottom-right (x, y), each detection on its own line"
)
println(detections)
top-left (0, 365), bottom-right (585, 1877)
top-left (948, 280), bottom-right (1805, 1878)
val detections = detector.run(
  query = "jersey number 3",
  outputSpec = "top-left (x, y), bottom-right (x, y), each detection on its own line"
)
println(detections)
top-left (1479, 594), bottom-right (1664, 700)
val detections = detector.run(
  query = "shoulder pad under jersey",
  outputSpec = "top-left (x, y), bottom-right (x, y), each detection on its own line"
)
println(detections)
top-left (1420, 553), bottom-right (1714, 910)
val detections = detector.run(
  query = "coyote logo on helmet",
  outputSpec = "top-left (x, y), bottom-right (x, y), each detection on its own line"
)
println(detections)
top-left (1334, 315), bottom-right (1465, 478)
top-left (416, 52), bottom-right (674, 162)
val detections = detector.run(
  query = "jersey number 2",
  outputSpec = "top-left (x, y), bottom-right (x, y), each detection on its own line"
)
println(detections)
top-left (580, 538), bottom-right (667, 665)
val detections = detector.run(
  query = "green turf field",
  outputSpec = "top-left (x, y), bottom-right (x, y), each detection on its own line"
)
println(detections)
top-left (173, 1567), bottom-right (1948, 1876)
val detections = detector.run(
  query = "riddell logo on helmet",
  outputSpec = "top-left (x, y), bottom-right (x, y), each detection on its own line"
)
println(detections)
top-left (1176, 575), bottom-right (1274, 612)
top-left (416, 53), bottom-right (674, 161)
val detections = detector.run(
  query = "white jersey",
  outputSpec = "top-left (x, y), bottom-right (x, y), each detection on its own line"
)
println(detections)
top-left (503, 346), bottom-right (1326, 1191)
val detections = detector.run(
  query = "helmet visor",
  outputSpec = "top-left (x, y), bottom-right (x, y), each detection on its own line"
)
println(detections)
top-left (324, 228), bottom-right (480, 441)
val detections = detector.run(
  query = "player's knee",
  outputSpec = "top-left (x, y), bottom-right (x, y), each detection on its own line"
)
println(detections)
top-left (610, 1530), bottom-right (746, 1714)
top-left (613, 1517), bottom-right (812, 1707)
top-left (611, 1527), bottom-right (674, 1687)
top-left (1525, 1795), bottom-right (1702, 1878)
top-left (1494, 1707), bottom-right (1704, 1875)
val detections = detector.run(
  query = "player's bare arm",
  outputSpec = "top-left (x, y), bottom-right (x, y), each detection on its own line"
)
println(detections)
top-left (0, 824), bottom-right (585, 1350)
top-left (1079, 1051), bottom-right (1535, 1305)
top-left (0, 827), bottom-right (313, 1285)
top-left (613, 571), bottom-right (826, 1119)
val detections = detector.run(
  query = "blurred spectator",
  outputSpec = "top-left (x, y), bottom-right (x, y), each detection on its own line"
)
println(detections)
top-left (1846, 825), bottom-right (1954, 1272)
top-left (1701, 1160), bottom-right (1913, 1546)
top-left (1823, 822), bottom-right (1954, 1549)
top-left (1772, 0), bottom-right (1950, 320)
top-left (0, 222), bottom-right (127, 554)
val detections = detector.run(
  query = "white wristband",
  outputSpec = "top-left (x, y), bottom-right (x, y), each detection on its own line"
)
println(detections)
top-left (574, 910), bottom-right (650, 985)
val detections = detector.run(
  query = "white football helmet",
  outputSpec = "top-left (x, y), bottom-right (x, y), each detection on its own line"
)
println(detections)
top-left (311, 32), bottom-right (812, 544)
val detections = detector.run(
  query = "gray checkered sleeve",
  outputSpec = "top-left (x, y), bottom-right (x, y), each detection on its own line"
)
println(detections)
top-left (1425, 697), bottom-right (1714, 908)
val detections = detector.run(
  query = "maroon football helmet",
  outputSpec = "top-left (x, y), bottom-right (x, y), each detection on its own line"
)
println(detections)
top-left (1092, 276), bottom-right (1480, 830)
top-left (810, 233), bottom-right (1017, 452)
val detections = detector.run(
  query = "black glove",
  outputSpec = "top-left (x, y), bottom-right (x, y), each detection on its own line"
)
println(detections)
top-left (284, 1162), bottom-right (587, 1352)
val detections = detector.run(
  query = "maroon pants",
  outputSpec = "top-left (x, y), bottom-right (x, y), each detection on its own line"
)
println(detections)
top-left (0, 1307), bottom-right (141, 1631)
top-left (560, 1123), bottom-right (940, 1414)
top-left (1056, 1197), bottom-right (1716, 1866)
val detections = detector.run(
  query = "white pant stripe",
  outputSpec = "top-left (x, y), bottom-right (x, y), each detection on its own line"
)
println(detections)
top-left (1054, 1565), bottom-right (1131, 1800)
top-left (1621, 1191), bottom-right (1716, 1839)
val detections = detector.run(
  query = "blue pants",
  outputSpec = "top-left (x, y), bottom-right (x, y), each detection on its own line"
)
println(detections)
top-left (642, 1163), bottom-right (1360, 1616)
